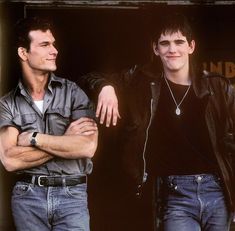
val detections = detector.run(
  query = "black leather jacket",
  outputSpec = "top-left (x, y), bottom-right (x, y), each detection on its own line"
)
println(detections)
top-left (79, 63), bottom-right (235, 212)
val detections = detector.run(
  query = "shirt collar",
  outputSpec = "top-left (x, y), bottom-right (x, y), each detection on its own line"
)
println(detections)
top-left (14, 72), bottom-right (63, 97)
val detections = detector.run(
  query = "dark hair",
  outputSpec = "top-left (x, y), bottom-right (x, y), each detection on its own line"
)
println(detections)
top-left (15, 17), bottom-right (54, 51)
top-left (151, 13), bottom-right (194, 44)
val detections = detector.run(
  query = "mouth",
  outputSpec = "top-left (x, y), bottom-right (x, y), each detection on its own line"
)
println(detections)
top-left (166, 56), bottom-right (180, 59)
top-left (47, 59), bottom-right (56, 62)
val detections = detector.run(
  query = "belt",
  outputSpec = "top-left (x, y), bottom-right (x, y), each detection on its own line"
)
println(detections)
top-left (16, 174), bottom-right (87, 187)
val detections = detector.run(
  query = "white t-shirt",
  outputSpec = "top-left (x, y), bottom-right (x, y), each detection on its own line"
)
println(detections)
top-left (34, 100), bottom-right (44, 113)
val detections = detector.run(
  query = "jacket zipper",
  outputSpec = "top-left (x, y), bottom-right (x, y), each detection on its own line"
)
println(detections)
top-left (141, 82), bottom-right (156, 183)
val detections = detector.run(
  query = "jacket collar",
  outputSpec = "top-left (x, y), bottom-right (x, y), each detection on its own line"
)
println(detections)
top-left (139, 62), bottom-right (211, 99)
top-left (191, 67), bottom-right (211, 98)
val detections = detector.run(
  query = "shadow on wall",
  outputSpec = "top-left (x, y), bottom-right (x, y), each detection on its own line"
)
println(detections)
top-left (0, 165), bottom-right (15, 231)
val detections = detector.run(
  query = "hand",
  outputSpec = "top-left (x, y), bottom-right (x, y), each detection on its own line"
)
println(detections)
top-left (96, 85), bottom-right (121, 127)
top-left (65, 117), bottom-right (98, 136)
top-left (17, 131), bottom-right (32, 147)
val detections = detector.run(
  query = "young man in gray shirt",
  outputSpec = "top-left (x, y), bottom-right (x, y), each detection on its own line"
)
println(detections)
top-left (0, 17), bottom-right (98, 231)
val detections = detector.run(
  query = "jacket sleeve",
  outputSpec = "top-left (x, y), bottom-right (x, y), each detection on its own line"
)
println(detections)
top-left (222, 81), bottom-right (235, 153)
top-left (77, 65), bottom-right (138, 101)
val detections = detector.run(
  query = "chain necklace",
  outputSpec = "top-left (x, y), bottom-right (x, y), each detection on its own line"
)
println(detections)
top-left (164, 75), bottom-right (191, 116)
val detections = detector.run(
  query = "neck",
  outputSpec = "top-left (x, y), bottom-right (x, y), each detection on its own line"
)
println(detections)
top-left (164, 68), bottom-right (191, 86)
top-left (22, 68), bottom-right (49, 100)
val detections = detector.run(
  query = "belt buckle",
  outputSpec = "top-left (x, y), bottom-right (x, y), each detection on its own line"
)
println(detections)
top-left (37, 175), bottom-right (47, 187)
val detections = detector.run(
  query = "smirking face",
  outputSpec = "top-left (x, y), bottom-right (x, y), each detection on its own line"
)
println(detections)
top-left (22, 29), bottom-right (58, 74)
top-left (153, 30), bottom-right (195, 74)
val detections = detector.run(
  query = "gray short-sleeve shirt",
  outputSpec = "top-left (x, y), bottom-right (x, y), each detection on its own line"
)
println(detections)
top-left (0, 73), bottom-right (95, 176)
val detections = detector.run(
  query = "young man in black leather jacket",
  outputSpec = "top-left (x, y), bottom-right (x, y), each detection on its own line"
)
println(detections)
top-left (79, 13), bottom-right (235, 231)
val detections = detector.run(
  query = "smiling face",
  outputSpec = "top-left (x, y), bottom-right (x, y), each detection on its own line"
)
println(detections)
top-left (153, 30), bottom-right (195, 74)
top-left (19, 29), bottom-right (58, 74)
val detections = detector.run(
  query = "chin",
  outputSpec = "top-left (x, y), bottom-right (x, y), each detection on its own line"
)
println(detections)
top-left (167, 66), bottom-right (180, 71)
top-left (168, 63), bottom-right (183, 70)
top-left (47, 66), bottom-right (57, 71)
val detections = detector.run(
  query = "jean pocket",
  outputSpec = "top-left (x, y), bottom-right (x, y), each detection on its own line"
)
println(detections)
top-left (210, 177), bottom-right (222, 189)
top-left (12, 182), bottom-right (32, 198)
top-left (65, 184), bottom-right (87, 199)
top-left (165, 181), bottom-right (181, 195)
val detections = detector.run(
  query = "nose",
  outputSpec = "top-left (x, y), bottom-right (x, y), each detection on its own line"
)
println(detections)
top-left (50, 45), bottom-right (58, 56)
top-left (169, 43), bottom-right (177, 53)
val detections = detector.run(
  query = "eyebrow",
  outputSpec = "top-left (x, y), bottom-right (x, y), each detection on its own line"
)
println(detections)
top-left (158, 39), bottom-right (186, 44)
top-left (159, 40), bottom-right (169, 44)
top-left (175, 39), bottom-right (186, 42)
top-left (38, 40), bottom-right (56, 45)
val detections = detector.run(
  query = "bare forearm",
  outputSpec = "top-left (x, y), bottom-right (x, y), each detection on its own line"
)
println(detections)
top-left (16, 118), bottom-right (98, 159)
top-left (36, 132), bottom-right (98, 158)
top-left (2, 146), bottom-right (52, 172)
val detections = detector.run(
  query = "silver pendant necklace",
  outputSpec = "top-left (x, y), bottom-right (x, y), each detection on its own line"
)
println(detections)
top-left (164, 75), bottom-right (191, 116)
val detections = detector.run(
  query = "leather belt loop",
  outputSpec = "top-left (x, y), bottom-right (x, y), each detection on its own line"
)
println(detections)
top-left (62, 177), bottom-right (66, 187)
top-left (31, 175), bottom-right (36, 186)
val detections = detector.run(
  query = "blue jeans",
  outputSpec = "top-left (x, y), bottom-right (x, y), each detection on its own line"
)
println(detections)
top-left (162, 174), bottom-right (232, 231)
top-left (11, 181), bottom-right (90, 231)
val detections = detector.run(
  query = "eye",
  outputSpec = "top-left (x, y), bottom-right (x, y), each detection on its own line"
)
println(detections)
top-left (40, 42), bottom-right (49, 47)
top-left (159, 41), bottom-right (169, 46)
top-left (175, 40), bottom-right (186, 45)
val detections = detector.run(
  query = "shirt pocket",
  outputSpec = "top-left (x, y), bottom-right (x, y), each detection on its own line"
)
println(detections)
top-left (12, 113), bottom-right (38, 132)
top-left (46, 108), bottom-right (71, 135)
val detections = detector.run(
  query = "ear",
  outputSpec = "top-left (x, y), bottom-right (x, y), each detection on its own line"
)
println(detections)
top-left (188, 40), bottom-right (195, 54)
top-left (18, 47), bottom-right (28, 61)
top-left (152, 42), bottom-right (159, 56)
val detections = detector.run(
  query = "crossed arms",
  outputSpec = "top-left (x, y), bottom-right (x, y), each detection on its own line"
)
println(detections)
top-left (0, 117), bottom-right (98, 172)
